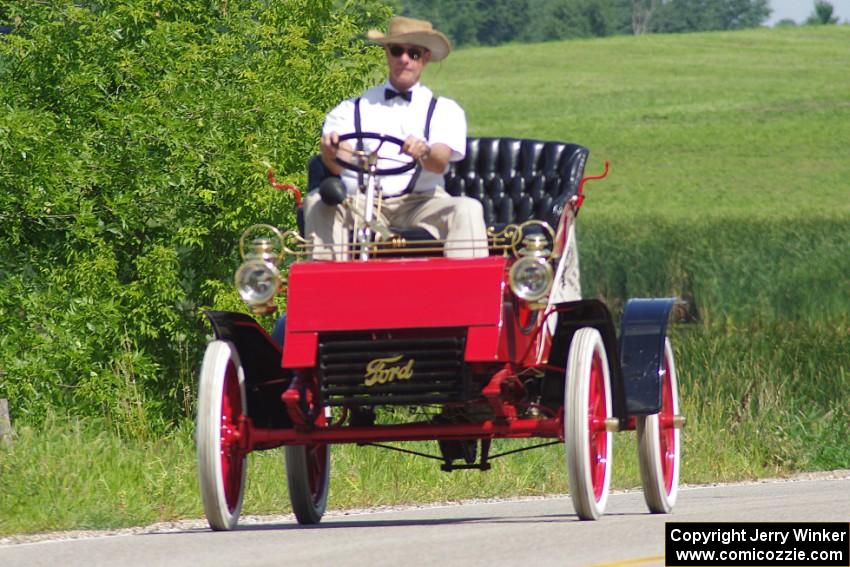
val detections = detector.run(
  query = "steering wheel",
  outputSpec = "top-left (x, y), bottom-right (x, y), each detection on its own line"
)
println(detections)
top-left (335, 132), bottom-right (417, 176)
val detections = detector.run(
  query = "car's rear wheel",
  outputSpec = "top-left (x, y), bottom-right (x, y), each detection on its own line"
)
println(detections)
top-left (285, 441), bottom-right (330, 524)
top-left (284, 381), bottom-right (330, 525)
top-left (197, 340), bottom-right (248, 531)
top-left (637, 338), bottom-right (681, 513)
top-left (565, 328), bottom-right (613, 520)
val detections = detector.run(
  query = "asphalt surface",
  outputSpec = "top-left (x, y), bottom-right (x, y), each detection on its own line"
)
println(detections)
top-left (2, 473), bottom-right (848, 567)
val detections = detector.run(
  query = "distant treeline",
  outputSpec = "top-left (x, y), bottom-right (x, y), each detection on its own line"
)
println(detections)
top-left (391, 0), bottom-right (771, 45)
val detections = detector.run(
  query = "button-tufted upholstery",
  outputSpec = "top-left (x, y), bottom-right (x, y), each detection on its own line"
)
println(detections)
top-left (444, 137), bottom-right (589, 231)
top-left (301, 137), bottom-right (589, 241)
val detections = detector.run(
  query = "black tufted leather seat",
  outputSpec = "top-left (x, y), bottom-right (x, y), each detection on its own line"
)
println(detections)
top-left (444, 137), bottom-right (588, 231)
top-left (301, 137), bottom-right (589, 245)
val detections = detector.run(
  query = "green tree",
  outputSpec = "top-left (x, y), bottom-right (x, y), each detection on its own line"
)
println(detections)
top-left (397, 0), bottom-right (768, 45)
top-left (523, 0), bottom-right (630, 42)
top-left (807, 0), bottom-right (839, 24)
top-left (631, 0), bottom-right (660, 35)
top-left (652, 0), bottom-right (769, 33)
top-left (0, 0), bottom-right (390, 430)
top-left (477, 0), bottom-right (529, 45)
top-left (397, 0), bottom-right (485, 46)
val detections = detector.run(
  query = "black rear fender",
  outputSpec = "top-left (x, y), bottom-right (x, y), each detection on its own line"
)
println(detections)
top-left (618, 298), bottom-right (676, 416)
top-left (546, 299), bottom-right (627, 422)
top-left (203, 310), bottom-right (292, 429)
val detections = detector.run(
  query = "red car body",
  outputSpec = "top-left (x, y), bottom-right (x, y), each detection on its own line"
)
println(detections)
top-left (195, 137), bottom-right (683, 530)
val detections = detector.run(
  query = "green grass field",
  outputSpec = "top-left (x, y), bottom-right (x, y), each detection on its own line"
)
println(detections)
top-left (1, 26), bottom-right (848, 536)
top-left (427, 26), bottom-right (850, 221)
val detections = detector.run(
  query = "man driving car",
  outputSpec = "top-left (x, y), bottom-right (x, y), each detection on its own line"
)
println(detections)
top-left (303, 16), bottom-right (488, 260)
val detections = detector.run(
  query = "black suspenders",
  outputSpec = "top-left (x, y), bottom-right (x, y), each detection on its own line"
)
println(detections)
top-left (354, 95), bottom-right (439, 197)
top-left (354, 97), bottom-right (365, 188)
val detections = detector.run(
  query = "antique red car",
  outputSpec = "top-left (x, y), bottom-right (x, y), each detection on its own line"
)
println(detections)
top-left (195, 133), bottom-right (684, 530)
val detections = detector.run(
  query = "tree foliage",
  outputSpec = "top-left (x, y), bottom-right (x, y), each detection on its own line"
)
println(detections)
top-left (0, 0), bottom-right (390, 431)
top-left (652, 0), bottom-right (770, 33)
top-left (522, 0), bottom-right (632, 42)
top-left (396, 0), bottom-right (770, 46)
top-left (807, 1), bottom-right (839, 25)
top-left (385, 0), bottom-right (529, 46)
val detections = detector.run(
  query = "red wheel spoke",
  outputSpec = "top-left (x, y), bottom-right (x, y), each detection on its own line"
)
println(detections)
top-left (220, 360), bottom-right (245, 512)
top-left (637, 338), bottom-right (680, 514)
top-left (588, 352), bottom-right (608, 501)
top-left (307, 445), bottom-right (321, 497)
top-left (565, 328), bottom-right (612, 520)
top-left (198, 342), bottom-right (249, 530)
top-left (658, 355), bottom-right (676, 494)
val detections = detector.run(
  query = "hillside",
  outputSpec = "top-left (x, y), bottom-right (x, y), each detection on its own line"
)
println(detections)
top-left (427, 27), bottom-right (850, 323)
top-left (425, 26), bottom-right (850, 221)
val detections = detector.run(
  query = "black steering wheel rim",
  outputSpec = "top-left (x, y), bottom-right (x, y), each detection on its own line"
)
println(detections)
top-left (335, 132), bottom-right (417, 176)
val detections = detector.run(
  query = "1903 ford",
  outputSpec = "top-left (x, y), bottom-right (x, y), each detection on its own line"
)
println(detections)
top-left (196, 133), bottom-right (684, 530)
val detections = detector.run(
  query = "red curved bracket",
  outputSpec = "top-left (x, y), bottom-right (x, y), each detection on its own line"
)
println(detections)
top-left (267, 170), bottom-right (302, 207)
top-left (575, 160), bottom-right (610, 210)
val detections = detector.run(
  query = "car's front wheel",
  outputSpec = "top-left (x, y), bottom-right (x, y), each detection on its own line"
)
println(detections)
top-left (197, 340), bottom-right (248, 531)
top-left (565, 327), bottom-right (613, 520)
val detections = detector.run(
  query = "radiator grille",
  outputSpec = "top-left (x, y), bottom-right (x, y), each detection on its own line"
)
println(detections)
top-left (317, 334), bottom-right (468, 406)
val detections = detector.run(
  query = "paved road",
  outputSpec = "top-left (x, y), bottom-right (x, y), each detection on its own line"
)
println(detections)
top-left (2, 475), bottom-right (848, 567)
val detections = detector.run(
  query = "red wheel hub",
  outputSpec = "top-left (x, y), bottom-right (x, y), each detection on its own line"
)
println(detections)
top-left (588, 352), bottom-right (608, 501)
top-left (658, 353), bottom-right (677, 494)
top-left (220, 360), bottom-right (245, 512)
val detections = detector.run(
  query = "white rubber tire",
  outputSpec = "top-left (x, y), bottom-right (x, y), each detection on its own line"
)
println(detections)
top-left (285, 442), bottom-right (331, 524)
top-left (565, 328), bottom-right (613, 520)
top-left (637, 338), bottom-right (681, 513)
top-left (196, 340), bottom-right (248, 531)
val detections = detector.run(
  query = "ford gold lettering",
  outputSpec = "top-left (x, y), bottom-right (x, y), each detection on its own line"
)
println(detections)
top-left (364, 355), bottom-right (415, 386)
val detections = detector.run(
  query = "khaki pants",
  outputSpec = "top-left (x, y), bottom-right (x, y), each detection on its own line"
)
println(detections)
top-left (304, 187), bottom-right (489, 260)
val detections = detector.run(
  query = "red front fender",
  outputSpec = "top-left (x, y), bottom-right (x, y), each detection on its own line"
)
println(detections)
top-left (282, 257), bottom-right (508, 367)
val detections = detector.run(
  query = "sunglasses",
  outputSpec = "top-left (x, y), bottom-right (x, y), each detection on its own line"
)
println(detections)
top-left (387, 44), bottom-right (425, 61)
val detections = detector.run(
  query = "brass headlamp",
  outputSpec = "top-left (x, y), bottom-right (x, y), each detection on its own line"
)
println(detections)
top-left (235, 225), bottom-right (284, 315)
top-left (508, 233), bottom-right (554, 305)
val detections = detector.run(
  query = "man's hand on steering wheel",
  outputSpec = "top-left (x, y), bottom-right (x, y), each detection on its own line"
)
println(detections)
top-left (405, 135), bottom-right (451, 173)
top-left (333, 132), bottom-right (418, 176)
top-left (402, 135), bottom-right (431, 162)
top-left (320, 132), bottom-right (351, 176)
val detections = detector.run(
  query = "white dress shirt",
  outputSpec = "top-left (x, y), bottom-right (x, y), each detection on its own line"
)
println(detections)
top-left (322, 81), bottom-right (467, 197)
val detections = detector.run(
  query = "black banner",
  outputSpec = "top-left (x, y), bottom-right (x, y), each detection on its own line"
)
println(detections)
top-left (666, 522), bottom-right (849, 566)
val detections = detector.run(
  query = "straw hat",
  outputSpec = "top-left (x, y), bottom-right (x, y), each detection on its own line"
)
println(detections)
top-left (367, 16), bottom-right (452, 62)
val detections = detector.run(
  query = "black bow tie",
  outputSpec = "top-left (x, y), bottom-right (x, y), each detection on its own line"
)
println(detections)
top-left (385, 88), bottom-right (412, 102)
